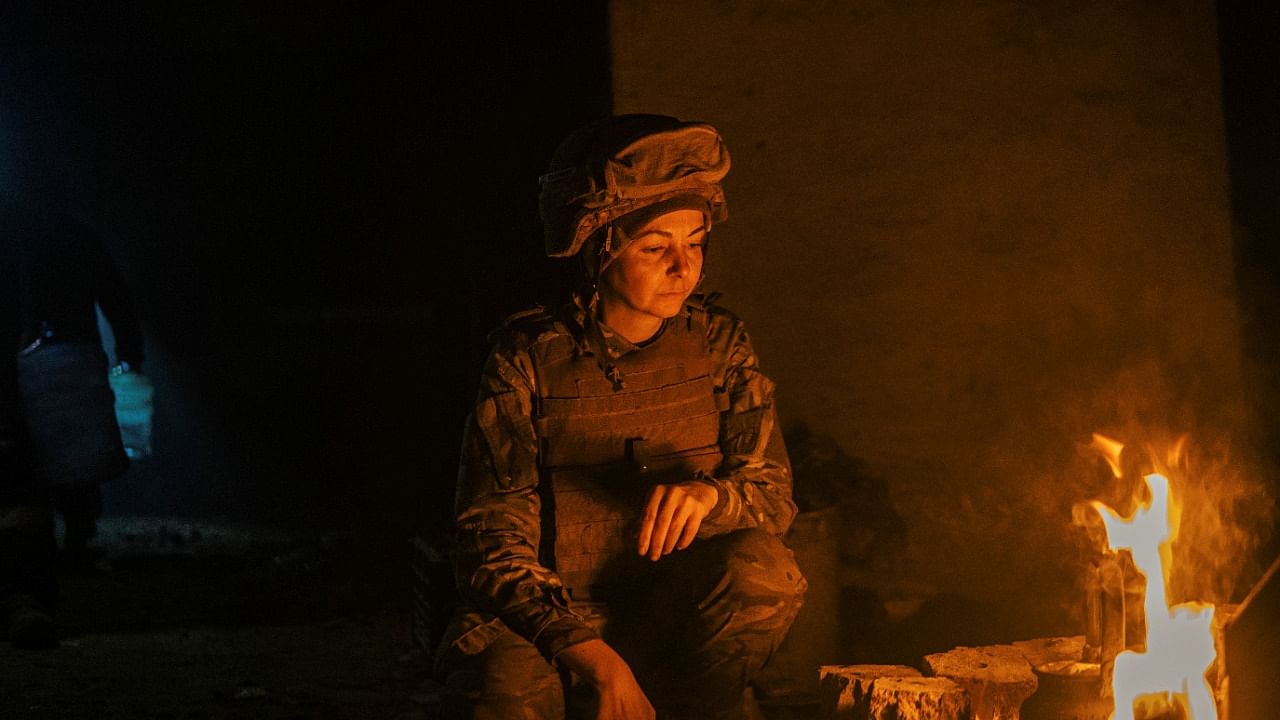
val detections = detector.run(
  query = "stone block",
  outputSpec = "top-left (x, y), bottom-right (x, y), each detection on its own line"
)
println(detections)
top-left (1011, 636), bottom-right (1085, 669)
top-left (868, 677), bottom-right (971, 720)
top-left (924, 645), bottom-right (1036, 720)
top-left (819, 664), bottom-right (922, 718)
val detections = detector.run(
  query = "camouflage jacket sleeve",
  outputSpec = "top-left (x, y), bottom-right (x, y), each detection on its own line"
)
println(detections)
top-left (696, 307), bottom-right (799, 538)
top-left (452, 327), bottom-right (599, 662)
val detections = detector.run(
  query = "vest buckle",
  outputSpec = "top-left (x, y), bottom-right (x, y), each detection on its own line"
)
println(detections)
top-left (625, 437), bottom-right (650, 472)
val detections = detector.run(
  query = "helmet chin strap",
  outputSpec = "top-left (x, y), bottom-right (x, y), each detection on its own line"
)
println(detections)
top-left (571, 225), bottom-right (625, 388)
top-left (597, 223), bottom-right (621, 277)
top-left (573, 220), bottom-right (713, 389)
top-left (576, 223), bottom-right (615, 292)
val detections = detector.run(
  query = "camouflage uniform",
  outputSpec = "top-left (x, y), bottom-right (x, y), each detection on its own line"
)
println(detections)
top-left (436, 296), bottom-right (806, 720)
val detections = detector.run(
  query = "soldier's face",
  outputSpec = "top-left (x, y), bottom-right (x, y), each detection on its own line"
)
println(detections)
top-left (599, 208), bottom-right (707, 335)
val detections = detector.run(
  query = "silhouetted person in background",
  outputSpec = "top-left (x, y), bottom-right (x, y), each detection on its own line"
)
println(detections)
top-left (1, 57), bottom-right (147, 584)
top-left (0, 234), bottom-right (62, 649)
top-left (0, 195), bottom-right (146, 647)
top-left (18, 213), bottom-right (146, 569)
top-left (0, 56), bottom-right (149, 647)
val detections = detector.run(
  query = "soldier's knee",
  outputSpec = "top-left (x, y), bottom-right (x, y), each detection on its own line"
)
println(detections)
top-left (436, 622), bottom-right (565, 720)
top-left (718, 528), bottom-right (807, 608)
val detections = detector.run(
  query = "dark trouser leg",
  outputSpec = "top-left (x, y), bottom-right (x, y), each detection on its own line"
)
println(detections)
top-left (0, 499), bottom-right (58, 609)
top-left (436, 622), bottom-right (568, 720)
top-left (611, 528), bottom-right (807, 720)
top-left (52, 483), bottom-right (102, 549)
top-left (0, 498), bottom-right (58, 648)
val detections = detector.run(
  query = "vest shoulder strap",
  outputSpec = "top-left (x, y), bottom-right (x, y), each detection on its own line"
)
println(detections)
top-left (684, 291), bottom-right (742, 334)
top-left (487, 305), bottom-right (568, 347)
top-left (499, 304), bottom-right (552, 329)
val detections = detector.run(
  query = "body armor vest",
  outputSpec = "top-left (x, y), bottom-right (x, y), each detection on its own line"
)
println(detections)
top-left (530, 308), bottom-right (727, 600)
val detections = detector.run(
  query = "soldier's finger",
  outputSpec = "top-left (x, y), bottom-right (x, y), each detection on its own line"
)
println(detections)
top-left (637, 486), bottom-right (666, 556)
top-left (648, 494), bottom-right (678, 561)
top-left (675, 512), bottom-right (701, 551)
top-left (663, 503), bottom-right (694, 555)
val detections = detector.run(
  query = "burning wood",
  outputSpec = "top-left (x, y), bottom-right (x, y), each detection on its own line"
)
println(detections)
top-left (1084, 551), bottom-right (1147, 664)
top-left (814, 428), bottom-right (1253, 720)
top-left (1086, 433), bottom-right (1221, 719)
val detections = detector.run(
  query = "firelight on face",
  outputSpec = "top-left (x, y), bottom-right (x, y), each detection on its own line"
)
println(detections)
top-left (598, 208), bottom-right (707, 342)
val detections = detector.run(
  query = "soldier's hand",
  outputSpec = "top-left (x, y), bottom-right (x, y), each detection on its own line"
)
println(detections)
top-left (558, 639), bottom-right (655, 720)
top-left (595, 674), bottom-right (656, 720)
top-left (637, 480), bottom-right (718, 561)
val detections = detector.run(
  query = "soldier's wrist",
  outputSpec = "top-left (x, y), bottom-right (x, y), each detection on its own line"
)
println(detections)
top-left (557, 638), bottom-right (631, 688)
top-left (691, 473), bottom-right (721, 511)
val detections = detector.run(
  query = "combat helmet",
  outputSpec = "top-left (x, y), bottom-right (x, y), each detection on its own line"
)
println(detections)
top-left (538, 114), bottom-right (730, 259)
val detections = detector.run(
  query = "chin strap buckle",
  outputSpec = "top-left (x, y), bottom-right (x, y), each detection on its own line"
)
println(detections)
top-left (625, 437), bottom-right (650, 472)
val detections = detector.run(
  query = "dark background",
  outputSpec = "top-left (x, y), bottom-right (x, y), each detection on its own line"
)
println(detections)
top-left (1, 0), bottom-right (1278, 671)
top-left (1219, 0), bottom-right (1280, 575)
top-left (1, 2), bottom-right (609, 596)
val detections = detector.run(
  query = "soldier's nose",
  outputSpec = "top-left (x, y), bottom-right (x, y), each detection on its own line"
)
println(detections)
top-left (669, 250), bottom-right (690, 276)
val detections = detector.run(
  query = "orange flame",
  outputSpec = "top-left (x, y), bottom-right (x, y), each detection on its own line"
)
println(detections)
top-left (1090, 433), bottom-right (1126, 479)
top-left (1093, 472), bottom-right (1218, 719)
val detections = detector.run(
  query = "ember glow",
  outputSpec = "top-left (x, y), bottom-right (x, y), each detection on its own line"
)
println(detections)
top-left (1092, 454), bottom-right (1219, 719)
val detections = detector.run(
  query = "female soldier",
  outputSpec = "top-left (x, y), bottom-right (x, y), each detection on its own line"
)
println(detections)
top-left (438, 114), bottom-right (806, 720)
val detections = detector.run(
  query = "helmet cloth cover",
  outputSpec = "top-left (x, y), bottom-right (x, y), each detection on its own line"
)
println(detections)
top-left (538, 114), bottom-right (730, 258)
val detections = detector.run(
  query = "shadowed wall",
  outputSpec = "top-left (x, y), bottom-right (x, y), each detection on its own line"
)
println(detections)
top-left (611, 0), bottom-right (1271, 638)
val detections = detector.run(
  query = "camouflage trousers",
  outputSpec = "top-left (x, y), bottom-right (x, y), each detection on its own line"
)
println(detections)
top-left (435, 528), bottom-right (807, 720)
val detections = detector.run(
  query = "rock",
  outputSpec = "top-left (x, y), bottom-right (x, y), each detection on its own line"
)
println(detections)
top-left (924, 645), bottom-right (1036, 720)
top-left (819, 665), bottom-right (922, 718)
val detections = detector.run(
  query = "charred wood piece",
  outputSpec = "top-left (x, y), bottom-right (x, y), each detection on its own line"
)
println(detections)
top-left (1083, 554), bottom-right (1145, 666)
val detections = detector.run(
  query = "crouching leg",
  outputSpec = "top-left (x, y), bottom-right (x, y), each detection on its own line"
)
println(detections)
top-left (434, 615), bottom-right (567, 720)
top-left (617, 528), bottom-right (807, 720)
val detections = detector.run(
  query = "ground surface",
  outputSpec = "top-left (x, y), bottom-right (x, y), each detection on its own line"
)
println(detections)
top-left (0, 517), bottom-right (442, 720)
top-left (0, 516), bottom-right (991, 720)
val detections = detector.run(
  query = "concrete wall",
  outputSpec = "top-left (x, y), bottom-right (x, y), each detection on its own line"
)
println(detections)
top-left (611, 0), bottom-right (1269, 632)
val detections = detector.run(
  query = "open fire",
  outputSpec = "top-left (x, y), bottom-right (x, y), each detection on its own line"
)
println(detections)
top-left (1088, 434), bottom-right (1220, 719)
top-left (817, 427), bottom-right (1267, 719)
